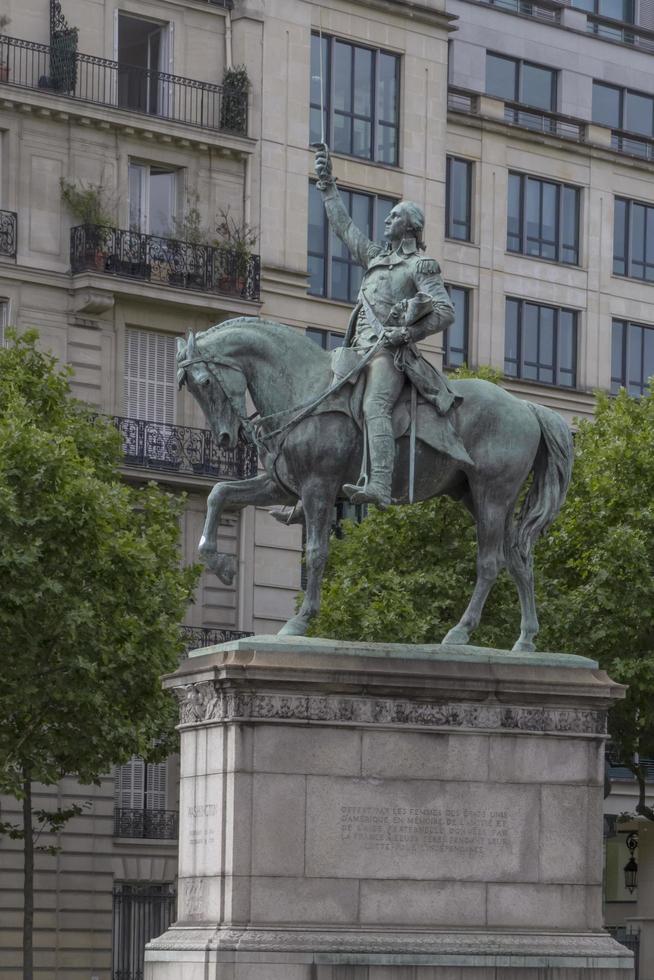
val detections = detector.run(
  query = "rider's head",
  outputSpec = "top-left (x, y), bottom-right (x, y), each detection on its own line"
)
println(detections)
top-left (384, 201), bottom-right (426, 251)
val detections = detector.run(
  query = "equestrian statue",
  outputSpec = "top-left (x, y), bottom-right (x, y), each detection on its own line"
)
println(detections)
top-left (176, 144), bottom-right (573, 651)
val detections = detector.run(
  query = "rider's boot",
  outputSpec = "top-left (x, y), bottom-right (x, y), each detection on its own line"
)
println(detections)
top-left (271, 502), bottom-right (305, 526)
top-left (343, 415), bottom-right (395, 508)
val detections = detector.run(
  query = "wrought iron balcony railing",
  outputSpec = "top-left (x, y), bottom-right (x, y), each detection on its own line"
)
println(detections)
top-left (180, 625), bottom-right (254, 656)
top-left (0, 33), bottom-right (247, 135)
top-left (0, 209), bottom-right (17, 258)
top-left (112, 416), bottom-right (258, 480)
top-left (113, 807), bottom-right (179, 840)
top-left (70, 225), bottom-right (260, 302)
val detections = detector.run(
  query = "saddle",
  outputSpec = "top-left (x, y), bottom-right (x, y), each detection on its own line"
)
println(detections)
top-left (316, 349), bottom-right (474, 469)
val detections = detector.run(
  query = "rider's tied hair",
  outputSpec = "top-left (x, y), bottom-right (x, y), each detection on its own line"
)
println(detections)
top-left (401, 201), bottom-right (427, 251)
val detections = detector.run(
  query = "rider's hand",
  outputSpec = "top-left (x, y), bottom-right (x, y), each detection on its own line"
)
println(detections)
top-left (314, 144), bottom-right (333, 183)
top-left (385, 326), bottom-right (407, 347)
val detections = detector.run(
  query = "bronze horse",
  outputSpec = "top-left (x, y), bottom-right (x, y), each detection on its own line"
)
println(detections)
top-left (177, 317), bottom-right (573, 651)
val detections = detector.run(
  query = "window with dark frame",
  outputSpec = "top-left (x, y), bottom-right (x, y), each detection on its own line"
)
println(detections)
top-left (486, 53), bottom-right (556, 111)
top-left (507, 172), bottom-right (580, 265)
top-left (443, 285), bottom-right (469, 369)
top-left (614, 197), bottom-right (654, 282)
top-left (611, 319), bottom-right (654, 396)
top-left (310, 33), bottom-right (400, 166)
top-left (572, 0), bottom-right (634, 25)
top-left (593, 81), bottom-right (654, 137)
top-left (308, 182), bottom-right (397, 302)
top-left (446, 157), bottom-right (473, 242)
top-left (306, 327), bottom-right (344, 350)
top-left (505, 298), bottom-right (577, 387)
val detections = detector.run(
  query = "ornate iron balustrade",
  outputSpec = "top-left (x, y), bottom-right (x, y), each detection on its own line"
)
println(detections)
top-left (0, 33), bottom-right (247, 134)
top-left (0, 209), bottom-right (17, 258)
top-left (113, 808), bottom-right (179, 839)
top-left (180, 625), bottom-right (254, 656)
top-left (112, 416), bottom-right (258, 480)
top-left (70, 224), bottom-right (260, 301)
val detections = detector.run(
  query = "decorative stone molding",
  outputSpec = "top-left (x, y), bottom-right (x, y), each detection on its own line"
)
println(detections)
top-left (172, 683), bottom-right (607, 735)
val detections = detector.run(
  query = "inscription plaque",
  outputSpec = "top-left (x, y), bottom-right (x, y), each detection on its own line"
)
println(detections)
top-left (340, 805), bottom-right (510, 855)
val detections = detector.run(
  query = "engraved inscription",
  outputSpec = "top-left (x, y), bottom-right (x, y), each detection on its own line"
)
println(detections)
top-left (340, 804), bottom-right (510, 854)
top-left (187, 803), bottom-right (217, 846)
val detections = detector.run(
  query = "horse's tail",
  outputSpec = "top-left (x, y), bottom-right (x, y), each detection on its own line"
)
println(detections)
top-left (513, 402), bottom-right (574, 562)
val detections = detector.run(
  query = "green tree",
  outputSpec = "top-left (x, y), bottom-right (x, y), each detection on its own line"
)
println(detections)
top-left (312, 380), bottom-right (654, 818)
top-left (0, 332), bottom-right (198, 979)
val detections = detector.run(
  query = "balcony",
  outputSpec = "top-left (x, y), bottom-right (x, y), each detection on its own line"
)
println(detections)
top-left (0, 210), bottom-right (17, 258)
top-left (70, 225), bottom-right (260, 302)
top-left (0, 33), bottom-right (247, 135)
top-left (448, 87), bottom-right (586, 141)
top-left (113, 807), bottom-right (179, 840)
top-left (180, 625), bottom-right (254, 656)
top-left (113, 416), bottom-right (258, 481)
top-left (474, 0), bottom-right (561, 21)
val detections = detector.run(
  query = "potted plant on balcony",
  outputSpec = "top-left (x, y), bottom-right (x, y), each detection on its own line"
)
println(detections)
top-left (219, 64), bottom-right (249, 135)
top-left (50, 23), bottom-right (78, 95)
top-left (214, 207), bottom-right (258, 297)
top-left (0, 16), bottom-right (11, 83)
top-left (60, 179), bottom-right (115, 272)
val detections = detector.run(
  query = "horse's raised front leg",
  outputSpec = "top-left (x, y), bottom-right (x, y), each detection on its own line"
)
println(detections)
top-left (442, 497), bottom-right (507, 647)
top-left (279, 479), bottom-right (337, 637)
top-left (199, 473), bottom-right (292, 585)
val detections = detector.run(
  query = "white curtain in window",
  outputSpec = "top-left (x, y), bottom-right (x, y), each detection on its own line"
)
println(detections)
top-left (124, 327), bottom-right (177, 423)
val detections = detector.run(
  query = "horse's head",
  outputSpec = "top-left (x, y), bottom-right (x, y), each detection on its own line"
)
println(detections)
top-left (176, 331), bottom-right (246, 451)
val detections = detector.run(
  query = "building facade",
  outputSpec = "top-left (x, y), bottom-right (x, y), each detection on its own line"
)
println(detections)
top-left (2, 0), bottom-right (654, 975)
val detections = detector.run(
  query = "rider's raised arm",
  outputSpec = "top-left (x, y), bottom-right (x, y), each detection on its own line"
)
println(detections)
top-left (314, 144), bottom-right (379, 268)
top-left (403, 258), bottom-right (456, 344)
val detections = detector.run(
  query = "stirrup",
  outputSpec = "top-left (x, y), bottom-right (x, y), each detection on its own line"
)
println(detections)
top-left (343, 478), bottom-right (391, 509)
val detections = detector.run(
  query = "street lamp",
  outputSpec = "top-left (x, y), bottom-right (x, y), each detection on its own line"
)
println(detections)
top-left (624, 832), bottom-right (639, 894)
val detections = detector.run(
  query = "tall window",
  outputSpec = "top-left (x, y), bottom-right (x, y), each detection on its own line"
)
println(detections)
top-left (593, 82), bottom-right (654, 137)
top-left (117, 14), bottom-right (172, 115)
top-left (310, 33), bottom-right (400, 165)
top-left (505, 298), bottom-right (577, 387)
top-left (306, 327), bottom-right (344, 350)
top-left (486, 53), bottom-right (556, 111)
top-left (124, 328), bottom-right (177, 422)
top-left (614, 198), bottom-right (654, 281)
top-left (114, 757), bottom-right (168, 813)
top-left (507, 173), bottom-right (580, 264)
top-left (612, 320), bottom-right (654, 395)
top-left (128, 162), bottom-right (177, 237)
top-left (446, 157), bottom-right (473, 242)
top-left (443, 286), bottom-right (469, 369)
top-left (308, 182), bottom-right (396, 302)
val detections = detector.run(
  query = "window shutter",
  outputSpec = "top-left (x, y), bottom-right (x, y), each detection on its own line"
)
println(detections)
top-left (124, 328), bottom-right (177, 423)
top-left (146, 761), bottom-right (168, 811)
top-left (114, 757), bottom-right (146, 809)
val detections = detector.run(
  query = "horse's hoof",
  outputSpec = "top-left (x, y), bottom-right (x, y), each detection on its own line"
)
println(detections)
top-left (512, 639), bottom-right (536, 653)
top-left (202, 550), bottom-right (237, 585)
top-left (278, 616), bottom-right (309, 636)
top-left (442, 627), bottom-right (470, 646)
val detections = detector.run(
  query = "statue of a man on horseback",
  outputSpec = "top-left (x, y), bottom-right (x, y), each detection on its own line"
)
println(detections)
top-left (314, 144), bottom-right (460, 508)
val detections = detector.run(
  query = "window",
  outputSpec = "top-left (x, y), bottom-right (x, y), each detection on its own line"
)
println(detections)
top-left (611, 319), bottom-right (654, 396)
top-left (306, 327), bottom-right (344, 350)
top-left (308, 182), bottom-right (396, 301)
top-left (443, 286), bottom-right (469, 369)
top-left (310, 33), bottom-right (400, 165)
top-left (572, 0), bottom-right (634, 24)
top-left (486, 53), bottom-right (556, 111)
top-left (593, 82), bottom-right (654, 137)
top-left (124, 328), bottom-right (177, 422)
top-left (446, 157), bottom-right (473, 242)
top-left (505, 298), bottom-right (577, 387)
top-left (117, 14), bottom-right (172, 115)
top-left (112, 882), bottom-right (176, 980)
top-left (507, 173), bottom-right (580, 264)
top-left (613, 197), bottom-right (654, 281)
top-left (129, 162), bottom-right (177, 237)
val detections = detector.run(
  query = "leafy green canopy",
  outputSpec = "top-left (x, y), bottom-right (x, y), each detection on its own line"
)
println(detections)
top-left (312, 385), bottom-right (654, 792)
top-left (0, 332), bottom-right (198, 798)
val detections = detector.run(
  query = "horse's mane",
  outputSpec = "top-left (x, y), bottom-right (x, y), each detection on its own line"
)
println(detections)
top-left (196, 317), bottom-right (332, 360)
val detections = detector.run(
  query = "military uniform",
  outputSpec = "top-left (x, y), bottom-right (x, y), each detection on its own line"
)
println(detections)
top-left (319, 179), bottom-right (457, 506)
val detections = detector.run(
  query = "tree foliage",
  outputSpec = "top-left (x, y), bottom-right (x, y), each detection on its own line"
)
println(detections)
top-left (312, 381), bottom-right (654, 814)
top-left (0, 331), bottom-right (199, 799)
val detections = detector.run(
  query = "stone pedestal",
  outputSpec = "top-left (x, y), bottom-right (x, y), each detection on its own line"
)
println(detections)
top-left (145, 636), bottom-right (634, 980)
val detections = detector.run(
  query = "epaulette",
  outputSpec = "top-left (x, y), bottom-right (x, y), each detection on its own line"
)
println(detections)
top-left (416, 258), bottom-right (440, 276)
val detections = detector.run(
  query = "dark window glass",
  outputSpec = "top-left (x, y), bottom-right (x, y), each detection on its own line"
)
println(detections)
top-left (522, 63), bottom-right (555, 111)
top-left (504, 299), bottom-right (577, 387)
top-left (306, 327), bottom-right (344, 350)
top-left (507, 173), bottom-right (579, 265)
top-left (443, 286), bottom-right (469, 368)
top-left (613, 319), bottom-right (654, 397)
top-left (446, 157), bottom-right (473, 242)
top-left (486, 53), bottom-right (517, 102)
top-left (625, 91), bottom-right (653, 137)
top-left (592, 82), bottom-right (621, 128)
top-left (573, 0), bottom-right (634, 21)
top-left (613, 197), bottom-right (654, 282)
top-left (310, 33), bottom-right (400, 165)
top-left (307, 182), bottom-right (397, 301)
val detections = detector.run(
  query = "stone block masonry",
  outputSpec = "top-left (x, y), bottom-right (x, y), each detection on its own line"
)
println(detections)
top-left (144, 636), bottom-right (634, 980)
